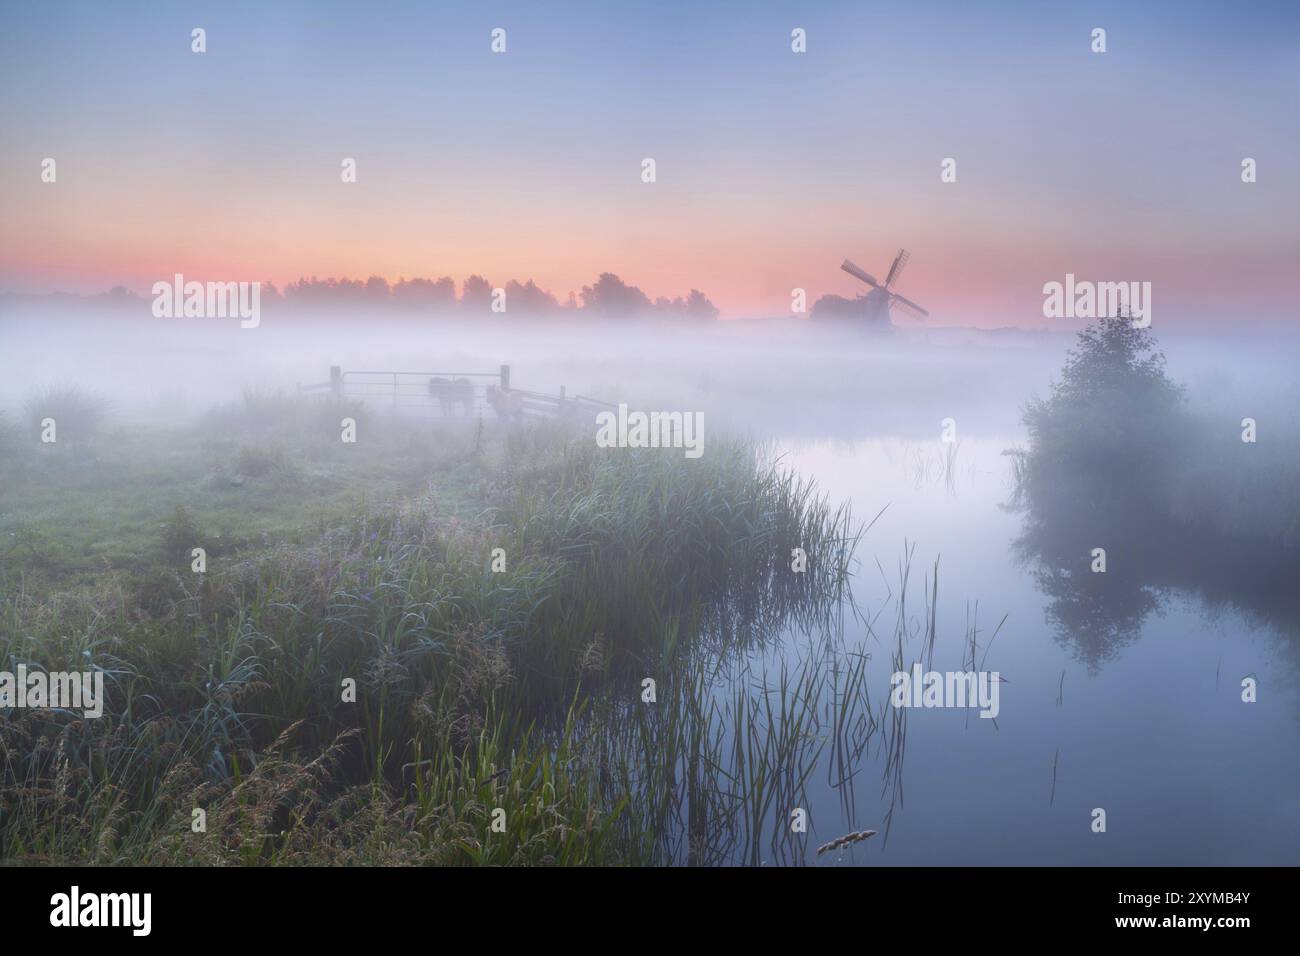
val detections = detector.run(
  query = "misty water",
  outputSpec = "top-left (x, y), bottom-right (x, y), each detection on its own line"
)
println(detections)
top-left (3, 315), bottom-right (1297, 865)
top-left (777, 435), bottom-right (1300, 865)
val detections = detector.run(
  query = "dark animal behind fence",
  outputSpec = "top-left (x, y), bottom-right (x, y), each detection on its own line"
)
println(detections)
top-left (428, 377), bottom-right (475, 416)
top-left (485, 384), bottom-right (524, 423)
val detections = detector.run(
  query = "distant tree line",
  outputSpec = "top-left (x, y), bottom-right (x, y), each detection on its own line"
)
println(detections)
top-left (271, 272), bottom-right (719, 321)
top-left (9, 273), bottom-right (722, 321)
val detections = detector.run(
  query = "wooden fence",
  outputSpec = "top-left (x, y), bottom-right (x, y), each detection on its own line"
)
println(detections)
top-left (299, 364), bottom-right (615, 422)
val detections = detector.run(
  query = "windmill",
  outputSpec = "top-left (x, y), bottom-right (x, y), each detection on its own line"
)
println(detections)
top-left (840, 249), bottom-right (930, 327)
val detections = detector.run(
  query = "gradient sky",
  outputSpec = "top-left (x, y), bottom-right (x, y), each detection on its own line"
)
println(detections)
top-left (2, 0), bottom-right (1297, 324)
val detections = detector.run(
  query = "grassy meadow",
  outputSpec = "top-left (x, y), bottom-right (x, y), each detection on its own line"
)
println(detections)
top-left (0, 390), bottom-right (869, 865)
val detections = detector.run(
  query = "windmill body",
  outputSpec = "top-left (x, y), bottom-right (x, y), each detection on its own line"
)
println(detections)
top-left (858, 286), bottom-right (894, 326)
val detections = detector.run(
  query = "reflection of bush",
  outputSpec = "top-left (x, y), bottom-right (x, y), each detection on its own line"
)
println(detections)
top-left (1034, 563), bottom-right (1157, 668)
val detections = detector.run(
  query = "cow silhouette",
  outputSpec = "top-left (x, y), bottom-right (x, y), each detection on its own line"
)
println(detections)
top-left (485, 384), bottom-right (524, 423)
top-left (428, 377), bottom-right (475, 416)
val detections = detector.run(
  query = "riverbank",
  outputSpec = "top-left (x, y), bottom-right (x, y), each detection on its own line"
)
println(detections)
top-left (0, 394), bottom-right (860, 864)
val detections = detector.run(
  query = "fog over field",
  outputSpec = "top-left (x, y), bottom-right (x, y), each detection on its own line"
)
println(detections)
top-left (3, 2), bottom-right (1298, 908)
top-left (3, 308), bottom-right (1296, 437)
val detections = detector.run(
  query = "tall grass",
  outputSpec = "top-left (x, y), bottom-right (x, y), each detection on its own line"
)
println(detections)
top-left (19, 385), bottom-right (108, 457)
top-left (0, 417), bottom-right (870, 865)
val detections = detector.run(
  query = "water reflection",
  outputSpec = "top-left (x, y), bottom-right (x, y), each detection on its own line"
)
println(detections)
top-left (1012, 469), bottom-right (1300, 672)
top-left (780, 435), bottom-right (1300, 866)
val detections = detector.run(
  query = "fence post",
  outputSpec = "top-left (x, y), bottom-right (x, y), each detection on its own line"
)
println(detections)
top-left (500, 364), bottom-right (511, 391)
top-left (329, 365), bottom-right (342, 401)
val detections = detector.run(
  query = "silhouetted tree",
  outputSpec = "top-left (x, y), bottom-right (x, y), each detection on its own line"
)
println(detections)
top-left (461, 274), bottom-right (493, 315)
top-left (685, 289), bottom-right (719, 322)
top-left (283, 277), bottom-right (368, 309)
top-left (1022, 312), bottom-right (1188, 510)
top-left (580, 273), bottom-right (652, 318)
top-left (392, 276), bottom-right (456, 312)
top-left (364, 275), bottom-right (391, 305)
top-left (504, 278), bottom-right (559, 316)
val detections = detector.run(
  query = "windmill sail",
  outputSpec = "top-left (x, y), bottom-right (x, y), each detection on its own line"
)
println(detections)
top-left (889, 292), bottom-right (929, 319)
top-left (884, 248), bottom-right (909, 288)
top-left (841, 259), bottom-right (881, 288)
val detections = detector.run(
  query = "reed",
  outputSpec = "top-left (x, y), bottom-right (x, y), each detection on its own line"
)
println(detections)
top-left (0, 415), bottom-right (870, 865)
